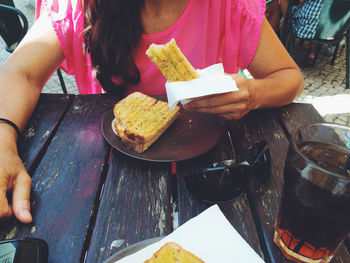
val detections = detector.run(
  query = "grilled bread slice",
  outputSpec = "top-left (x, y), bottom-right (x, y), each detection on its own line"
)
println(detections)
top-left (146, 38), bottom-right (200, 82)
top-left (113, 92), bottom-right (180, 153)
top-left (144, 242), bottom-right (204, 263)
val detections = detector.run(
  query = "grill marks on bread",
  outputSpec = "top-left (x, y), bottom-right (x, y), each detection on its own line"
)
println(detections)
top-left (113, 92), bottom-right (180, 153)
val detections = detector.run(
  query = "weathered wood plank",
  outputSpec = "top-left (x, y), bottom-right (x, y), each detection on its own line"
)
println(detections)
top-left (86, 150), bottom-right (174, 263)
top-left (176, 126), bottom-right (265, 260)
top-left (277, 103), bottom-right (324, 138)
top-left (0, 93), bottom-right (73, 238)
top-left (0, 94), bottom-right (117, 263)
top-left (227, 108), bottom-right (291, 263)
top-left (19, 93), bottom-right (74, 172)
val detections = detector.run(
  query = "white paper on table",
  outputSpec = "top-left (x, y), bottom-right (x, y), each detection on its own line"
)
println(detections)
top-left (114, 205), bottom-right (265, 263)
top-left (165, 63), bottom-right (239, 111)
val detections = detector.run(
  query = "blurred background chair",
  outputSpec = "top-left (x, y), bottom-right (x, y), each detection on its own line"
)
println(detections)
top-left (0, 0), bottom-right (68, 93)
top-left (281, 0), bottom-right (350, 89)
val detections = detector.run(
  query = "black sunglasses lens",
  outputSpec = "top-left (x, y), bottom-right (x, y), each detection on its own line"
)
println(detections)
top-left (184, 165), bottom-right (251, 203)
top-left (0, 239), bottom-right (48, 263)
top-left (184, 141), bottom-right (271, 202)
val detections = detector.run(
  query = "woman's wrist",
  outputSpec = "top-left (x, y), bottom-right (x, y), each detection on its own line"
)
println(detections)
top-left (0, 125), bottom-right (20, 153)
top-left (0, 118), bottom-right (22, 141)
top-left (248, 79), bottom-right (263, 110)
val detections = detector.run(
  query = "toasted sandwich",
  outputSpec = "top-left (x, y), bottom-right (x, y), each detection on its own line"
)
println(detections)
top-left (144, 242), bottom-right (205, 263)
top-left (146, 38), bottom-right (200, 82)
top-left (113, 92), bottom-right (180, 153)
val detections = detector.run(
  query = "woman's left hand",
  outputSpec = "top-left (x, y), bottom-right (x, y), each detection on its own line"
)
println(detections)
top-left (184, 17), bottom-right (304, 120)
top-left (183, 73), bottom-right (259, 120)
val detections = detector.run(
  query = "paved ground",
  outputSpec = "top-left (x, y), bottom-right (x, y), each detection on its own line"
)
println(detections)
top-left (1, 0), bottom-right (349, 125)
top-left (0, 0), bottom-right (77, 94)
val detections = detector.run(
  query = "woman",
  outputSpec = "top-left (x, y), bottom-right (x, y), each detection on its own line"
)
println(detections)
top-left (0, 0), bottom-right (303, 223)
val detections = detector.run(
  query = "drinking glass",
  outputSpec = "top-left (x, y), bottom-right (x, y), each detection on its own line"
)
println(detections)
top-left (274, 122), bottom-right (350, 263)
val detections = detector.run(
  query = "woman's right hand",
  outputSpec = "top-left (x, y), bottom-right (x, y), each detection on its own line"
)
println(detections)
top-left (0, 10), bottom-right (65, 224)
top-left (0, 141), bottom-right (32, 223)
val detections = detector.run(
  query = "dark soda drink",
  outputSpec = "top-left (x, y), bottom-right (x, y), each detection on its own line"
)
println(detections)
top-left (274, 141), bottom-right (350, 263)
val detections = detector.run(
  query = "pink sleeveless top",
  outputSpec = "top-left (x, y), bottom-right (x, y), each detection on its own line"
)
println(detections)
top-left (38, 0), bottom-right (265, 94)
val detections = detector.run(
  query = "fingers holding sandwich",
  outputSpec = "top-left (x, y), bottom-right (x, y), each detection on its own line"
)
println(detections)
top-left (184, 74), bottom-right (259, 120)
top-left (146, 40), bottom-right (259, 120)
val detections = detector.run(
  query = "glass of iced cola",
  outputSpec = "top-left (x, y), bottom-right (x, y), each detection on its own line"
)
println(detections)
top-left (274, 123), bottom-right (350, 263)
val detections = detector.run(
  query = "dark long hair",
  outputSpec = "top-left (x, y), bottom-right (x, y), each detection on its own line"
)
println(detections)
top-left (82, 0), bottom-right (145, 94)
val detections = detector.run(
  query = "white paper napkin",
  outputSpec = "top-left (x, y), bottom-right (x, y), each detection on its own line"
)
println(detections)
top-left (114, 205), bottom-right (265, 262)
top-left (165, 63), bottom-right (239, 111)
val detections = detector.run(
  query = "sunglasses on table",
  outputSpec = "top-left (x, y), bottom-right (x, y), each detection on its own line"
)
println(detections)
top-left (184, 141), bottom-right (271, 203)
top-left (0, 238), bottom-right (48, 263)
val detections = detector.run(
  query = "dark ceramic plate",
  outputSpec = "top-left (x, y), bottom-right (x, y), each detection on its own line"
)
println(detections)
top-left (102, 99), bottom-right (222, 162)
top-left (103, 237), bottom-right (163, 263)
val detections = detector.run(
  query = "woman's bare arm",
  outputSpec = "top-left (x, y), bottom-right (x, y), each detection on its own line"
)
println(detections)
top-left (246, 16), bottom-right (303, 108)
top-left (184, 17), bottom-right (304, 120)
top-left (0, 14), bottom-right (64, 222)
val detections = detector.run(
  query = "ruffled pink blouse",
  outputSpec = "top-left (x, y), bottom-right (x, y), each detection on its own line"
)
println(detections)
top-left (37, 0), bottom-right (265, 95)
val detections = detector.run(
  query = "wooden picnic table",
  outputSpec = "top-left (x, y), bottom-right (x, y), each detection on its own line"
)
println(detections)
top-left (0, 93), bottom-right (349, 263)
